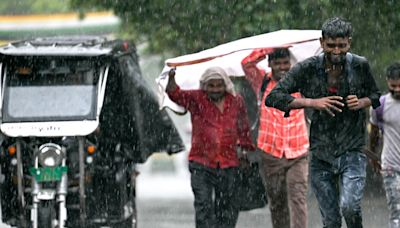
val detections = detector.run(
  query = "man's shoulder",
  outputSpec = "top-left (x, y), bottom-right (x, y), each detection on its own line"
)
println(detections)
top-left (294, 55), bottom-right (320, 70)
top-left (348, 52), bottom-right (369, 65)
top-left (177, 88), bottom-right (203, 94)
top-left (286, 56), bottom-right (319, 77)
top-left (227, 93), bottom-right (246, 105)
top-left (228, 93), bottom-right (244, 101)
top-left (371, 93), bottom-right (390, 121)
top-left (169, 87), bottom-right (205, 99)
top-left (300, 55), bottom-right (320, 65)
top-left (382, 93), bottom-right (400, 107)
top-left (382, 93), bottom-right (391, 99)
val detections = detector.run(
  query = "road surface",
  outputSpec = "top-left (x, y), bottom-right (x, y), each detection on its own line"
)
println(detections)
top-left (135, 153), bottom-right (388, 228)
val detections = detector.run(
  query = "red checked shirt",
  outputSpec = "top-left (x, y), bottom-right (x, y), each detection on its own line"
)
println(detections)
top-left (242, 51), bottom-right (309, 159)
top-left (167, 86), bottom-right (255, 168)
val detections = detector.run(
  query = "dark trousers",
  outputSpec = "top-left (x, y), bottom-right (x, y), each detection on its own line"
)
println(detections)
top-left (310, 151), bottom-right (367, 228)
top-left (259, 152), bottom-right (308, 228)
top-left (189, 161), bottom-right (239, 228)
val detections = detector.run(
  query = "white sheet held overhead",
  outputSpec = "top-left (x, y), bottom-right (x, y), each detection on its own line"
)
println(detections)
top-left (156, 29), bottom-right (323, 113)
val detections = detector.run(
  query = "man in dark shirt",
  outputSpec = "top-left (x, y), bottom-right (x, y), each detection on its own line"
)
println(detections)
top-left (265, 17), bottom-right (380, 228)
top-left (166, 66), bottom-right (255, 228)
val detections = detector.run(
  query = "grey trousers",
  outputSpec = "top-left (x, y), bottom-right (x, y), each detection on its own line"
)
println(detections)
top-left (259, 152), bottom-right (308, 228)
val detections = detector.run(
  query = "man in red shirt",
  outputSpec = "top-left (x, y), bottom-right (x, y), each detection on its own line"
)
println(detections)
top-left (166, 66), bottom-right (255, 228)
top-left (242, 48), bottom-right (309, 228)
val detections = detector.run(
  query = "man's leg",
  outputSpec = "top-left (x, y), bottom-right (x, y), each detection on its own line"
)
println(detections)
top-left (189, 162), bottom-right (216, 228)
top-left (339, 152), bottom-right (367, 228)
top-left (259, 152), bottom-right (290, 228)
top-left (382, 170), bottom-right (400, 228)
top-left (310, 157), bottom-right (342, 228)
top-left (287, 157), bottom-right (308, 228)
top-left (214, 167), bottom-right (240, 228)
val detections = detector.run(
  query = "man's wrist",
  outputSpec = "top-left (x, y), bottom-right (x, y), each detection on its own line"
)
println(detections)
top-left (289, 98), bottom-right (312, 109)
top-left (360, 97), bottom-right (372, 109)
top-left (303, 98), bottom-right (313, 108)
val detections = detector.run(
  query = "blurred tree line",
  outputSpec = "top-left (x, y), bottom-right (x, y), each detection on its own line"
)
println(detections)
top-left (69, 0), bottom-right (399, 89)
top-left (3, 0), bottom-right (397, 89)
top-left (0, 0), bottom-right (70, 15)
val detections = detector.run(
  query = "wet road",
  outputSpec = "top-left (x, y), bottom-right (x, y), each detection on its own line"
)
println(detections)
top-left (137, 195), bottom-right (387, 228)
top-left (136, 154), bottom-right (388, 228)
top-left (0, 154), bottom-right (388, 228)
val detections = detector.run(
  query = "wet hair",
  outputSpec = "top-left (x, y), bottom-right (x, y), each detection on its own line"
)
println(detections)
top-left (321, 17), bottom-right (352, 39)
top-left (386, 62), bottom-right (400, 80)
top-left (268, 48), bottom-right (290, 61)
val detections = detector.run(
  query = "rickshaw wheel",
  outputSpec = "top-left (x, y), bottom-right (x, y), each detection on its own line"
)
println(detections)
top-left (38, 201), bottom-right (56, 228)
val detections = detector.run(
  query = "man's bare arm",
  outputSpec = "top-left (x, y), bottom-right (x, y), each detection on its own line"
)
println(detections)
top-left (368, 124), bottom-right (381, 153)
top-left (346, 95), bottom-right (372, 110)
top-left (289, 95), bottom-right (371, 117)
top-left (166, 68), bottom-right (177, 92)
top-left (367, 123), bottom-right (382, 172)
top-left (289, 96), bottom-right (344, 117)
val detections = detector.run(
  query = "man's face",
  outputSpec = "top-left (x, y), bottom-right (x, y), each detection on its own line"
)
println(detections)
top-left (269, 57), bottom-right (291, 81)
top-left (205, 79), bottom-right (226, 102)
top-left (320, 37), bottom-right (351, 64)
top-left (387, 78), bottom-right (400, 100)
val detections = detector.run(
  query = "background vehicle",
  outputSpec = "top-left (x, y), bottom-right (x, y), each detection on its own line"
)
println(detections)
top-left (0, 36), bottom-right (184, 228)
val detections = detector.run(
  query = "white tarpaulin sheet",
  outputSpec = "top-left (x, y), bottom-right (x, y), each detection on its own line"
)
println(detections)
top-left (156, 29), bottom-right (323, 113)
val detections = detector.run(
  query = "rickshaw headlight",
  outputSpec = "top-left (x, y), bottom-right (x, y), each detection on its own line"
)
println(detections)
top-left (38, 143), bottom-right (64, 168)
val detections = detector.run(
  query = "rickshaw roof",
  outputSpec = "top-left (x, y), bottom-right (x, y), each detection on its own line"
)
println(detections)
top-left (0, 36), bottom-right (124, 57)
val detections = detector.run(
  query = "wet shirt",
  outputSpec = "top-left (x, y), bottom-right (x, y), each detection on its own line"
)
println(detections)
top-left (370, 93), bottom-right (400, 171)
top-left (258, 78), bottom-right (309, 159)
top-left (242, 61), bottom-right (309, 159)
top-left (266, 53), bottom-right (381, 163)
top-left (167, 86), bottom-right (255, 168)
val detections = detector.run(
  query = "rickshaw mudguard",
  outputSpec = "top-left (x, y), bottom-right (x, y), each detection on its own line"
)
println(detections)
top-left (0, 120), bottom-right (99, 137)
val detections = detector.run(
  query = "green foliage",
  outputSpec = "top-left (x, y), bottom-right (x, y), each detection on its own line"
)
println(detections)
top-left (0, 0), bottom-right (71, 15)
top-left (70, 0), bottom-right (293, 54)
top-left (1, 0), bottom-right (396, 90)
top-left (69, 1), bottom-right (397, 52)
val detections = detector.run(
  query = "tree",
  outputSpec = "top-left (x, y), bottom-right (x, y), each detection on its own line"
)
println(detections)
top-left (70, 0), bottom-right (400, 88)
top-left (70, 0), bottom-right (300, 54)
top-left (0, 0), bottom-right (71, 15)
